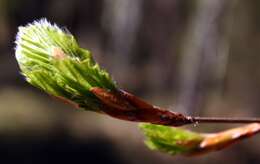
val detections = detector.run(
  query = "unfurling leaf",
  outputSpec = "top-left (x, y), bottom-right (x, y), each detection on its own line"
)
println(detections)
top-left (140, 123), bottom-right (260, 156)
top-left (15, 19), bottom-right (116, 112)
top-left (139, 123), bottom-right (204, 155)
top-left (14, 19), bottom-right (193, 126)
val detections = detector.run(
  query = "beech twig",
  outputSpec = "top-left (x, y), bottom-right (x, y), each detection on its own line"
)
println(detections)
top-left (191, 117), bottom-right (260, 124)
top-left (15, 19), bottom-right (260, 127)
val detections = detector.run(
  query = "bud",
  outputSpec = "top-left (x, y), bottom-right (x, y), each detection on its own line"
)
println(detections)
top-left (15, 19), bottom-right (116, 111)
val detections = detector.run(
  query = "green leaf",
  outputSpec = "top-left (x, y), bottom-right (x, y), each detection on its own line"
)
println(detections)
top-left (15, 18), bottom-right (116, 111)
top-left (139, 123), bottom-right (204, 155)
top-left (140, 123), bottom-right (260, 156)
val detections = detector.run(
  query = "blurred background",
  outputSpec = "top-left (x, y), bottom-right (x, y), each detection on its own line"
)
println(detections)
top-left (0, 0), bottom-right (260, 163)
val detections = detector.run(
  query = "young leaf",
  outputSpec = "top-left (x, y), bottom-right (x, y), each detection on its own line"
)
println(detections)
top-left (15, 19), bottom-right (116, 112)
top-left (139, 123), bottom-right (260, 156)
top-left (15, 19), bottom-right (193, 126)
top-left (139, 123), bottom-right (204, 155)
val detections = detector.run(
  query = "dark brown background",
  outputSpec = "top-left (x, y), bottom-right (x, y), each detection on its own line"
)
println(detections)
top-left (0, 0), bottom-right (260, 163)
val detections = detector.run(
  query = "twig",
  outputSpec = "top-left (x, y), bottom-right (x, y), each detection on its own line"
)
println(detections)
top-left (191, 117), bottom-right (260, 124)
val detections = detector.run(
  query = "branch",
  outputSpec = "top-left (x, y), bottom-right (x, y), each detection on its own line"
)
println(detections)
top-left (15, 19), bottom-right (260, 157)
top-left (15, 19), bottom-right (260, 127)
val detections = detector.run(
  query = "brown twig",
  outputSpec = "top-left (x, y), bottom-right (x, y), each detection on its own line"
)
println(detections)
top-left (191, 117), bottom-right (260, 124)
